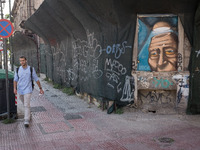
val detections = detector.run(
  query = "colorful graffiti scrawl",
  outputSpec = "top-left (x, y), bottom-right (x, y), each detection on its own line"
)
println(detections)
top-left (137, 16), bottom-right (178, 72)
top-left (152, 77), bottom-right (173, 88)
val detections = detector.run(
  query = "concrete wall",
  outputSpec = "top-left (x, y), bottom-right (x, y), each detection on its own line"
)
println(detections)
top-left (12, 31), bottom-right (38, 71)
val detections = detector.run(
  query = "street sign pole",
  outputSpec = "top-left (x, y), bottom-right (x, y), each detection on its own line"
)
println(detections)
top-left (0, 0), bottom-right (10, 119)
top-left (0, 13), bottom-right (14, 120)
top-left (0, 40), bottom-right (3, 70)
top-left (3, 37), bottom-right (10, 119)
top-left (0, 46), bottom-right (2, 69)
top-left (0, 0), bottom-right (3, 69)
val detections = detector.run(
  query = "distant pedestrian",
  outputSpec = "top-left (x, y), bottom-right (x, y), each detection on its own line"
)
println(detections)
top-left (13, 56), bottom-right (44, 127)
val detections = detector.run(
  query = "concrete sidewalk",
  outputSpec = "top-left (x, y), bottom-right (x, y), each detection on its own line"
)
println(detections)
top-left (0, 75), bottom-right (200, 150)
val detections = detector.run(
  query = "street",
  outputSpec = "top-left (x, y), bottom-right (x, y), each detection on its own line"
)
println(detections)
top-left (0, 75), bottom-right (200, 150)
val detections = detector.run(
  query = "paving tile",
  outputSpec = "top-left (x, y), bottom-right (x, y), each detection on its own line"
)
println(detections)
top-left (9, 143), bottom-right (37, 150)
top-left (77, 142), bottom-right (103, 150)
top-left (54, 145), bottom-right (80, 150)
top-left (34, 141), bottom-right (56, 150)
top-left (116, 137), bottom-right (136, 145)
top-left (104, 129), bottom-right (137, 140)
top-left (124, 143), bottom-right (155, 150)
top-left (68, 119), bottom-right (97, 131)
top-left (79, 111), bottom-right (100, 119)
top-left (38, 121), bottom-right (70, 134)
top-left (97, 140), bottom-right (127, 150)
top-left (51, 138), bottom-right (74, 147)
top-left (71, 135), bottom-right (93, 143)
top-left (85, 130), bottom-right (112, 142)
top-left (41, 132), bottom-right (69, 141)
top-left (0, 146), bottom-right (9, 150)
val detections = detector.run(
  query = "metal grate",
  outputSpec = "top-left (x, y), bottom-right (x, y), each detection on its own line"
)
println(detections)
top-left (38, 121), bottom-right (70, 134)
top-left (31, 106), bottom-right (46, 112)
top-left (64, 114), bottom-right (82, 120)
top-left (158, 137), bottom-right (174, 143)
top-left (51, 95), bottom-right (58, 97)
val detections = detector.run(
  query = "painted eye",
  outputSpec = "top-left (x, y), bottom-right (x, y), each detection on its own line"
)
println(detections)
top-left (165, 49), bottom-right (175, 55)
top-left (150, 52), bottom-right (158, 57)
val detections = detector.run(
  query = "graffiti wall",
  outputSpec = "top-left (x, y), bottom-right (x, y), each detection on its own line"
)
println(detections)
top-left (138, 90), bottom-right (176, 113)
top-left (40, 29), bottom-right (135, 102)
top-left (39, 44), bottom-right (49, 74)
top-left (21, 0), bottom-right (200, 113)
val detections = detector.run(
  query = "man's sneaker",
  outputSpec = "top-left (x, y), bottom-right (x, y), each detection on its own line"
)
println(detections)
top-left (24, 120), bottom-right (29, 128)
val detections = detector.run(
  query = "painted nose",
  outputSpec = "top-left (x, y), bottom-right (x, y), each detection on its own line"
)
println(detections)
top-left (158, 50), bottom-right (164, 66)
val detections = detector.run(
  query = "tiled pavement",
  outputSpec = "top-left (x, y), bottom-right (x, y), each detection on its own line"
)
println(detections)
top-left (1, 80), bottom-right (200, 150)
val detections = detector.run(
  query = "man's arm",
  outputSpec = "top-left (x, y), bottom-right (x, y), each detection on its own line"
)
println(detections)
top-left (32, 67), bottom-right (44, 94)
top-left (14, 81), bottom-right (17, 95)
top-left (13, 68), bottom-right (19, 95)
top-left (36, 80), bottom-right (44, 94)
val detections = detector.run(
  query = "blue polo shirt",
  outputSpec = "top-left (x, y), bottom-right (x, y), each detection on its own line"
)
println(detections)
top-left (14, 66), bottom-right (39, 95)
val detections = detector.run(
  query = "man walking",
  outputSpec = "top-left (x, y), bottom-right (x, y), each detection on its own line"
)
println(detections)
top-left (14, 56), bottom-right (44, 127)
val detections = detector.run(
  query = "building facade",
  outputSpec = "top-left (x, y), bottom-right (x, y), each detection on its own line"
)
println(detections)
top-left (12, 0), bottom-right (43, 32)
top-left (11, 0), bottom-right (44, 71)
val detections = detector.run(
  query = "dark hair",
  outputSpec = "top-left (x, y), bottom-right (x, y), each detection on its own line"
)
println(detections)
top-left (19, 56), bottom-right (27, 60)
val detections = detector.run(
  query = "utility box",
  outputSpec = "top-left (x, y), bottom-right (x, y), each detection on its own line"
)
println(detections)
top-left (0, 69), bottom-right (16, 115)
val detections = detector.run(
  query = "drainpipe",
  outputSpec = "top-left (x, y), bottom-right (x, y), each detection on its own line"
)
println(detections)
top-left (34, 34), bottom-right (40, 74)
top-left (29, 0), bottom-right (31, 17)
top-left (9, 0), bottom-right (13, 71)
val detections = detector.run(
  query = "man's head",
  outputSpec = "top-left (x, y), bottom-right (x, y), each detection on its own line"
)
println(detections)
top-left (148, 22), bottom-right (178, 72)
top-left (19, 56), bottom-right (27, 67)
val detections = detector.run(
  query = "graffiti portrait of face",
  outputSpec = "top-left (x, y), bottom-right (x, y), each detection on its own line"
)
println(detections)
top-left (148, 32), bottom-right (178, 72)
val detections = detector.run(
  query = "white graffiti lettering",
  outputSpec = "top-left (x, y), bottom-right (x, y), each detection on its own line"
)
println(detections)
top-left (195, 50), bottom-right (200, 57)
top-left (101, 41), bottom-right (132, 59)
top-left (105, 58), bottom-right (127, 76)
top-left (117, 82), bottom-right (122, 93)
top-left (107, 83), bottom-right (115, 89)
top-left (120, 76), bottom-right (134, 102)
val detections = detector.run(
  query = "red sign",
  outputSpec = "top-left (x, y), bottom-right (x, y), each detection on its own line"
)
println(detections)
top-left (0, 19), bottom-right (14, 38)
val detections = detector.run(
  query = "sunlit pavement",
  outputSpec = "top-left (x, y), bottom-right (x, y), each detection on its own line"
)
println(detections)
top-left (1, 77), bottom-right (200, 150)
